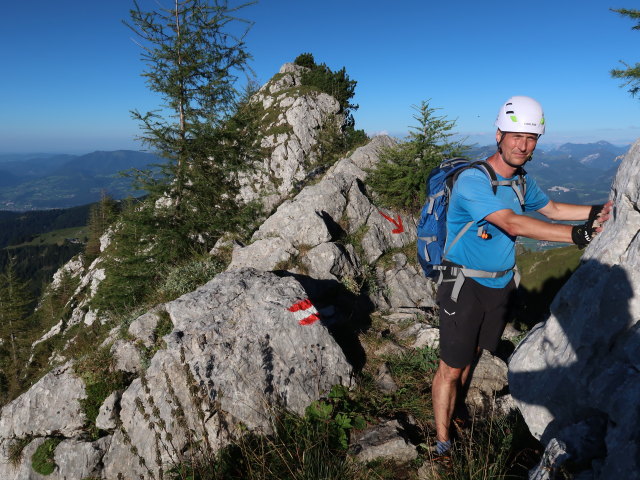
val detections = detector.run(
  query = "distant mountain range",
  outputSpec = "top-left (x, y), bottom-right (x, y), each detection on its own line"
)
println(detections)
top-left (0, 150), bottom-right (164, 210)
top-left (0, 141), bottom-right (629, 211)
top-left (469, 140), bottom-right (628, 205)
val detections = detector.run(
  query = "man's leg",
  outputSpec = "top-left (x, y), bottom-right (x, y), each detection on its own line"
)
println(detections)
top-left (432, 359), bottom-right (472, 443)
top-left (434, 278), bottom-right (485, 450)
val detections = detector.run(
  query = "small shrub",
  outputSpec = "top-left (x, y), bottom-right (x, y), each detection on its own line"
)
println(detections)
top-left (154, 310), bottom-right (173, 339)
top-left (7, 436), bottom-right (33, 467)
top-left (31, 438), bottom-right (62, 475)
top-left (294, 52), bottom-right (315, 69)
top-left (75, 347), bottom-right (134, 439)
top-left (159, 257), bottom-right (225, 300)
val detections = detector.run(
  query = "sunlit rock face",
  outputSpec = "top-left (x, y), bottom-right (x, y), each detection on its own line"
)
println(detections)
top-left (509, 139), bottom-right (640, 479)
top-left (238, 62), bottom-right (343, 211)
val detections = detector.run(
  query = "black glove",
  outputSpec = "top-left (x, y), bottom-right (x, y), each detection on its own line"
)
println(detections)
top-left (571, 221), bottom-right (596, 247)
top-left (588, 204), bottom-right (604, 227)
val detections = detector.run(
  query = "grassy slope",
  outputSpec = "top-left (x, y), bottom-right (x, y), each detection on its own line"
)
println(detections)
top-left (6, 226), bottom-right (88, 248)
top-left (515, 245), bottom-right (583, 329)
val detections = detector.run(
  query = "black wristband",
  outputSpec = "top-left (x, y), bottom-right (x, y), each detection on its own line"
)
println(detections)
top-left (571, 223), bottom-right (594, 246)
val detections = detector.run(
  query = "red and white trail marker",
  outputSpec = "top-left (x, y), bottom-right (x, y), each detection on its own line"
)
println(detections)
top-left (288, 298), bottom-right (320, 326)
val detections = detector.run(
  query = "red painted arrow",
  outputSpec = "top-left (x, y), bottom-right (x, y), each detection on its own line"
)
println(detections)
top-left (378, 210), bottom-right (404, 234)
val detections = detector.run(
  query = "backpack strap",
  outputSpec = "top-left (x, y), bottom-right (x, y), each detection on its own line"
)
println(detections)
top-left (466, 161), bottom-right (527, 209)
top-left (425, 190), bottom-right (444, 218)
top-left (443, 220), bottom-right (475, 260)
top-left (436, 265), bottom-right (520, 302)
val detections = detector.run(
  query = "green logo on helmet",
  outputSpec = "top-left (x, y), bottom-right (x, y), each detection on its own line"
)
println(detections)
top-left (510, 115), bottom-right (518, 122)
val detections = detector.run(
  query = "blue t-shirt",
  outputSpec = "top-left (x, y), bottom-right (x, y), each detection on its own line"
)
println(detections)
top-left (445, 168), bottom-right (549, 288)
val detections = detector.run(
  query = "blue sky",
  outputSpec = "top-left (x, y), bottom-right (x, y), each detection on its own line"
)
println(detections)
top-left (1, 0), bottom-right (638, 154)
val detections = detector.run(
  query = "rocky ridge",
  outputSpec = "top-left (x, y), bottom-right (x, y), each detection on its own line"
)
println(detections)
top-left (0, 63), bottom-right (522, 479)
top-left (238, 62), bottom-right (344, 211)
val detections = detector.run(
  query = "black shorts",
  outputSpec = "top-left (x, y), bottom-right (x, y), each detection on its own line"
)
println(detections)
top-left (437, 277), bottom-right (516, 369)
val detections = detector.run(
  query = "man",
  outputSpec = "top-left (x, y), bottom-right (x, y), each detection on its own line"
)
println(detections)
top-left (430, 96), bottom-right (612, 456)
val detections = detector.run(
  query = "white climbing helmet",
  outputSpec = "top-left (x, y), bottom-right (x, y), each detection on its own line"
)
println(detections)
top-left (495, 96), bottom-right (545, 135)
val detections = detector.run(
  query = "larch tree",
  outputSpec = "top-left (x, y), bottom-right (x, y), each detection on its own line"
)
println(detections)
top-left (611, 8), bottom-right (640, 97)
top-left (367, 100), bottom-right (468, 212)
top-left (125, 0), bottom-right (260, 245)
top-left (92, 0), bottom-right (261, 313)
top-left (0, 256), bottom-right (32, 398)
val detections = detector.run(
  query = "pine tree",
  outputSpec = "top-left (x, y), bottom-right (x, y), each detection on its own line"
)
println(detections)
top-left (0, 256), bottom-right (32, 399)
top-left (91, 0), bottom-right (262, 313)
top-left (611, 8), bottom-right (640, 97)
top-left (125, 0), bottom-right (259, 242)
top-left (367, 100), bottom-right (468, 212)
top-left (85, 193), bottom-right (118, 263)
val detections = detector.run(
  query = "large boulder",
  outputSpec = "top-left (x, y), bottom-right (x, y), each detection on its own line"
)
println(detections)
top-left (101, 268), bottom-right (352, 479)
top-left (509, 139), bottom-right (640, 479)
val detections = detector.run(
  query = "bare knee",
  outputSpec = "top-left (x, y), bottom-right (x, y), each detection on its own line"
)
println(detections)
top-left (434, 359), bottom-right (465, 385)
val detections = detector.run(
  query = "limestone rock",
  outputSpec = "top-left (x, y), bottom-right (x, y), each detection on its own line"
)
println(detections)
top-left (528, 438), bottom-right (570, 480)
top-left (128, 308), bottom-right (164, 348)
top-left (0, 436), bottom-right (111, 480)
top-left (362, 214), bottom-right (417, 264)
top-left (239, 63), bottom-right (343, 209)
top-left (54, 436), bottom-right (111, 480)
top-left (251, 176), bottom-right (349, 247)
top-left (233, 134), bottom-right (437, 313)
top-left (95, 391), bottom-right (121, 431)
top-left (352, 419), bottom-right (418, 463)
top-left (0, 436), bottom-right (47, 480)
top-left (0, 362), bottom-right (86, 439)
top-left (411, 325), bottom-right (440, 350)
top-left (110, 339), bottom-right (143, 374)
top-left (302, 242), bottom-right (361, 281)
top-left (374, 362), bottom-right (398, 394)
top-left (466, 350), bottom-right (508, 413)
top-left (509, 138), bottom-right (640, 479)
top-left (228, 236), bottom-right (299, 271)
top-left (377, 254), bottom-right (436, 310)
top-left (346, 134), bottom-right (396, 171)
top-left (51, 255), bottom-right (84, 289)
top-left (102, 268), bottom-right (352, 479)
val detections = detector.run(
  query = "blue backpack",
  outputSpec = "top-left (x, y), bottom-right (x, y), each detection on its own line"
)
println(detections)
top-left (416, 158), bottom-right (526, 298)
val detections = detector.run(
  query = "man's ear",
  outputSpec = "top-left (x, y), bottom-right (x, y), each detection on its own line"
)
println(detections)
top-left (495, 129), bottom-right (504, 145)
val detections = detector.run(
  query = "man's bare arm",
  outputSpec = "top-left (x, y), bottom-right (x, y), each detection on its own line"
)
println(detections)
top-left (484, 209), bottom-right (574, 242)
top-left (538, 200), bottom-right (613, 222)
top-left (485, 201), bottom-right (613, 244)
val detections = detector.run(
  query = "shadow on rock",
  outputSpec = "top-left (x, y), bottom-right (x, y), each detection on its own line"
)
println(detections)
top-left (273, 271), bottom-right (373, 372)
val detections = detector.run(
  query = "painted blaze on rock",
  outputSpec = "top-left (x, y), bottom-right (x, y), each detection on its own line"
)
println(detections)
top-left (101, 268), bottom-right (353, 479)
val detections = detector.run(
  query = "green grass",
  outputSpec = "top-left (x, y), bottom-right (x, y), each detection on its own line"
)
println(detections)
top-left (75, 346), bottom-right (134, 440)
top-left (517, 245), bottom-right (583, 292)
top-left (7, 436), bottom-right (33, 467)
top-left (31, 438), bottom-right (62, 475)
top-left (515, 245), bottom-right (583, 329)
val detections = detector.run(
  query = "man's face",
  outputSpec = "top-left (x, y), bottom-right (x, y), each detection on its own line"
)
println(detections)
top-left (496, 131), bottom-right (539, 167)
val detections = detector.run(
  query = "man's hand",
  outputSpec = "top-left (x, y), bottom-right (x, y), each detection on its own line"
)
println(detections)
top-left (571, 223), bottom-right (595, 247)
top-left (571, 201), bottom-right (613, 247)
top-left (589, 201), bottom-right (613, 233)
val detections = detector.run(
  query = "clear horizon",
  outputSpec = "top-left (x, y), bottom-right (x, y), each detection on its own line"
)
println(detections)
top-left (1, 1), bottom-right (639, 154)
top-left (0, 136), bottom-right (634, 158)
